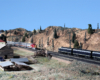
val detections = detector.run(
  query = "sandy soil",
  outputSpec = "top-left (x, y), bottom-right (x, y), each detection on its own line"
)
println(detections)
top-left (11, 47), bottom-right (35, 54)
top-left (12, 47), bottom-right (71, 64)
top-left (0, 47), bottom-right (99, 80)
top-left (52, 57), bottom-right (71, 64)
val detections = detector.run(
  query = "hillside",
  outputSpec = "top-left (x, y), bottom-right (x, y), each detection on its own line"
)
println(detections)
top-left (1, 26), bottom-right (100, 52)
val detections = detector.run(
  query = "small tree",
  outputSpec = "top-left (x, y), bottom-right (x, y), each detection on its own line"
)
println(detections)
top-left (52, 39), bottom-right (54, 48)
top-left (39, 39), bottom-right (41, 48)
top-left (29, 32), bottom-right (33, 37)
top-left (62, 28), bottom-right (64, 34)
top-left (74, 40), bottom-right (79, 49)
top-left (72, 32), bottom-right (76, 43)
top-left (14, 31), bottom-right (17, 35)
top-left (25, 33), bottom-right (28, 38)
top-left (22, 36), bottom-right (25, 42)
top-left (0, 34), bottom-right (7, 43)
top-left (88, 24), bottom-right (93, 35)
top-left (53, 28), bottom-right (58, 38)
top-left (84, 32), bottom-right (86, 43)
top-left (46, 31), bottom-right (48, 35)
top-left (40, 37), bottom-right (43, 48)
top-left (31, 37), bottom-right (33, 43)
top-left (5, 30), bottom-right (7, 35)
top-left (69, 32), bottom-right (71, 48)
top-left (47, 37), bottom-right (49, 45)
top-left (0, 30), bottom-right (4, 32)
top-left (0, 34), bottom-right (5, 41)
top-left (64, 23), bottom-right (65, 28)
top-left (34, 29), bottom-right (36, 34)
top-left (40, 26), bottom-right (42, 31)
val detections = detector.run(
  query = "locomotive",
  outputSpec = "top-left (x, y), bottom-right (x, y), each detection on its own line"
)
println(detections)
top-left (58, 47), bottom-right (100, 59)
top-left (7, 41), bottom-right (37, 49)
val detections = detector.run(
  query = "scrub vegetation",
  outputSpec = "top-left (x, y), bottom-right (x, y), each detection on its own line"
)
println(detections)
top-left (0, 47), bottom-right (100, 80)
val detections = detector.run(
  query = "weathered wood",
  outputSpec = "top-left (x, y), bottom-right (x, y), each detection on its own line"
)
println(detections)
top-left (0, 46), bottom-right (13, 59)
top-left (0, 66), bottom-right (4, 71)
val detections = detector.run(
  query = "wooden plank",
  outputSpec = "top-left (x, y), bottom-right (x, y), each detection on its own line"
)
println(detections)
top-left (0, 66), bottom-right (4, 71)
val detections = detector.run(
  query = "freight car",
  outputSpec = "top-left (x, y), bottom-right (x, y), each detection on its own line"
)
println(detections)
top-left (58, 47), bottom-right (100, 60)
top-left (7, 41), bottom-right (37, 49)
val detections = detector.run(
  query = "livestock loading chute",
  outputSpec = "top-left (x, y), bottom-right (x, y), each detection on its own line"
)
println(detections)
top-left (58, 47), bottom-right (100, 60)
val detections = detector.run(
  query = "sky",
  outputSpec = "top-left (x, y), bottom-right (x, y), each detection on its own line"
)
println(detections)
top-left (0, 0), bottom-right (100, 31)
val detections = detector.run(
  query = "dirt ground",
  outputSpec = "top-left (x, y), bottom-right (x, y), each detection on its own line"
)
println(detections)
top-left (11, 47), bottom-right (35, 54)
top-left (12, 47), bottom-right (71, 64)
top-left (0, 47), bottom-right (100, 80)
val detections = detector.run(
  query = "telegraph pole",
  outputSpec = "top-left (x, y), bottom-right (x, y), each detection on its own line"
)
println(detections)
top-left (41, 37), bottom-right (43, 49)
top-left (84, 32), bottom-right (86, 43)
top-left (52, 39), bottom-right (54, 51)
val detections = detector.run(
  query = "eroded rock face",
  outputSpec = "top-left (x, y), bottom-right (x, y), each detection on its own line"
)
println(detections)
top-left (5, 26), bottom-right (100, 52)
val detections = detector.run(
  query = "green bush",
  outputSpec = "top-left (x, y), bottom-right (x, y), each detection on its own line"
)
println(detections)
top-left (33, 29), bottom-right (36, 34)
top-left (24, 33), bottom-right (28, 38)
top-left (74, 40), bottom-right (79, 48)
top-left (53, 28), bottom-right (58, 38)
top-left (22, 36), bottom-right (25, 42)
top-left (88, 24), bottom-right (93, 34)
top-left (72, 32), bottom-right (76, 43)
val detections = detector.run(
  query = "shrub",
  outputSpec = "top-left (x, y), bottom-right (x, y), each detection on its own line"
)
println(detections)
top-left (88, 24), bottom-right (93, 34)
top-left (72, 32), bottom-right (76, 43)
top-left (24, 33), bottom-right (28, 38)
top-left (53, 28), bottom-right (58, 38)
top-left (22, 36), bottom-right (25, 42)
top-left (74, 40), bottom-right (79, 48)
top-left (33, 29), bottom-right (36, 34)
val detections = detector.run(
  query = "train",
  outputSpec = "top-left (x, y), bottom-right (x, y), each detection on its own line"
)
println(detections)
top-left (7, 41), bottom-right (100, 60)
top-left (7, 41), bottom-right (37, 49)
top-left (58, 47), bottom-right (100, 59)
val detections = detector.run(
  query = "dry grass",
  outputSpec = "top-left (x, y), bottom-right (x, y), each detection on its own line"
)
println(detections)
top-left (12, 47), bottom-right (34, 56)
top-left (0, 47), bottom-right (100, 80)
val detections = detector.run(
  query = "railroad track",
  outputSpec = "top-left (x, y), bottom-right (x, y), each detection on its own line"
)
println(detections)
top-left (12, 46), bottom-right (40, 52)
top-left (12, 46), bottom-right (100, 66)
top-left (48, 51), bottom-right (100, 66)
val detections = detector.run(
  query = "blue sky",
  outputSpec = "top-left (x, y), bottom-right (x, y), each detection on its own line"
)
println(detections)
top-left (0, 0), bottom-right (100, 31)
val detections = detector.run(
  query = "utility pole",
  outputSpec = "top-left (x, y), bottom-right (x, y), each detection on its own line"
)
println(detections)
top-left (52, 39), bottom-right (54, 51)
top-left (12, 37), bottom-right (13, 42)
top-left (39, 39), bottom-right (41, 48)
top-left (84, 32), bottom-right (86, 43)
top-left (47, 37), bottom-right (49, 45)
top-left (42, 37), bottom-right (43, 49)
